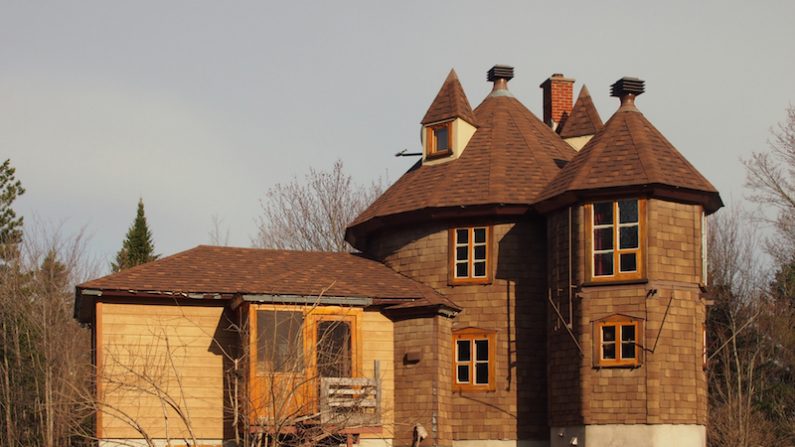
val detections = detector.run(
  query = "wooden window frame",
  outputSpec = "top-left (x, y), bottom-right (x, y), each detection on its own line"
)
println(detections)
top-left (585, 199), bottom-right (646, 283)
top-left (426, 121), bottom-right (454, 159)
top-left (448, 226), bottom-right (492, 285)
top-left (452, 328), bottom-right (496, 392)
top-left (593, 317), bottom-right (643, 368)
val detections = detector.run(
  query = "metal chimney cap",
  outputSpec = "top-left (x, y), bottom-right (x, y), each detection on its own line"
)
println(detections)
top-left (488, 65), bottom-right (514, 82)
top-left (610, 77), bottom-right (645, 98)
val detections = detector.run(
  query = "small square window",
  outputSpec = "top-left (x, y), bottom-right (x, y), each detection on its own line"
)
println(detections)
top-left (426, 122), bottom-right (453, 158)
top-left (595, 319), bottom-right (642, 367)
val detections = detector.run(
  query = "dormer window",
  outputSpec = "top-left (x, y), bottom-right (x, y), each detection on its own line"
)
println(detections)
top-left (426, 121), bottom-right (453, 158)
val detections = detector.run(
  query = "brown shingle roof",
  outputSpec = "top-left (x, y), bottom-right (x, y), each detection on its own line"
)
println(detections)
top-left (421, 69), bottom-right (478, 126)
top-left (558, 85), bottom-right (603, 139)
top-left (536, 100), bottom-right (723, 213)
top-left (77, 245), bottom-right (455, 308)
top-left (347, 92), bottom-right (577, 246)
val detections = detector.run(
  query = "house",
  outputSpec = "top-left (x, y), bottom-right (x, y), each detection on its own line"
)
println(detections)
top-left (75, 65), bottom-right (722, 447)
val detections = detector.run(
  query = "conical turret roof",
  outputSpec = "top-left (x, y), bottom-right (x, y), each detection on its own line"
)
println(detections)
top-left (347, 70), bottom-right (577, 248)
top-left (420, 69), bottom-right (478, 126)
top-left (536, 86), bottom-right (722, 214)
top-left (558, 85), bottom-right (603, 139)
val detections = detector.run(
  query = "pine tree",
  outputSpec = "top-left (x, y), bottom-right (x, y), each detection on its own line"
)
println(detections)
top-left (0, 159), bottom-right (25, 259)
top-left (112, 198), bottom-right (158, 272)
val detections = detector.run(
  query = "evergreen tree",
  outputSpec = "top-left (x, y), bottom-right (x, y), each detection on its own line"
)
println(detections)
top-left (0, 159), bottom-right (25, 259)
top-left (112, 198), bottom-right (158, 272)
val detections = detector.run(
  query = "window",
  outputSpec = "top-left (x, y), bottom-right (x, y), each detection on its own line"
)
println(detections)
top-left (594, 318), bottom-right (642, 367)
top-left (453, 329), bottom-right (496, 391)
top-left (449, 226), bottom-right (491, 284)
top-left (426, 121), bottom-right (453, 158)
top-left (588, 199), bottom-right (645, 282)
top-left (257, 310), bottom-right (304, 373)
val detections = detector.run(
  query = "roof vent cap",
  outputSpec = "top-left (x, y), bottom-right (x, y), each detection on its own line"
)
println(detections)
top-left (610, 77), bottom-right (645, 109)
top-left (488, 65), bottom-right (514, 82)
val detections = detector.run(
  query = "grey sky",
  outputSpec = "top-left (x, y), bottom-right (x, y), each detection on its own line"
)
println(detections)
top-left (2, 1), bottom-right (794, 270)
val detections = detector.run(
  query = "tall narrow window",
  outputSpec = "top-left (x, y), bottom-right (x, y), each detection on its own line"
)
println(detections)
top-left (595, 319), bottom-right (641, 367)
top-left (426, 121), bottom-right (453, 158)
top-left (316, 320), bottom-right (352, 378)
top-left (450, 226), bottom-right (490, 284)
top-left (453, 329), bottom-right (496, 391)
top-left (257, 310), bottom-right (304, 373)
top-left (589, 199), bottom-right (644, 281)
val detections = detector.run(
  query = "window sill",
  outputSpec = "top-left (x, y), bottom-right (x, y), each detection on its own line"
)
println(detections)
top-left (581, 278), bottom-right (648, 288)
top-left (449, 277), bottom-right (492, 286)
top-left (426, 149), bottom-right (452, 160)
top-left (453, 385), bottom-right (497, 393)
top-left (594, 363), bottom-right (642, 369)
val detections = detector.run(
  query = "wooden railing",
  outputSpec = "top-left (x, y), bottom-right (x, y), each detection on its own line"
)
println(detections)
top-left (319, 376), bottom-right (380, 427)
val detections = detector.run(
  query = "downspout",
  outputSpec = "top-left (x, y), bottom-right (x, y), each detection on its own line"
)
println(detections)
top-left (568, 206), bottom-right (574, 327)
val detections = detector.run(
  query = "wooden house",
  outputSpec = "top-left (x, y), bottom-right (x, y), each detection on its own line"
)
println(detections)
top-left (75, 65), bottom-right (722, 447)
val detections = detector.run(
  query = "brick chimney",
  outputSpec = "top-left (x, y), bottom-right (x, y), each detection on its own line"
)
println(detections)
top-left (540, 73), bottom-right (575, 131)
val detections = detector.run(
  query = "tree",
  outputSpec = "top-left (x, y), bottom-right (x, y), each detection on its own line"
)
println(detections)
top-left (743, 104), bottom-right (795, 273)
top-left (254, 160), bottom-right (384, 252)
top-left (112, 199), bottom-right (158, 272)
top-left (0, 159), bottom-right (25, 259)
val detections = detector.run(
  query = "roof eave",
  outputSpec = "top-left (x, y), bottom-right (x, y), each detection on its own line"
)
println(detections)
top-left (345, 203), bottom-right (534, 251)
top-left (534, 184), bottom-right (724, 215)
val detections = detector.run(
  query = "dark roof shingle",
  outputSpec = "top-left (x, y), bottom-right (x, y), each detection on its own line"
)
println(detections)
top-left (78, 245), bottom-right (455, 308)
top-left (537, 100), bottom-right (722, 213)
top-left (348, 93), bottom-right (577, 240)
top-left (421, 69), bottom-right (478, 126)
top-left (558, 85), bottom-right (603, 139)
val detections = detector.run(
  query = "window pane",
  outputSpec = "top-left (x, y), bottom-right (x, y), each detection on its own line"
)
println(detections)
top-left (473, 228), bottom-right (486, 243)
top-left (473, 245), bottom-right (486, 260)
top-left (619, 226), bottom-right (638, 249)
top-left (475, 363), bottom-right (489, 384)
top-left (621, 324), bottom-right (636, 342)
top-left (621, 342), bottom-right (636, 360)
top-left (435, 127), bottom-right (449, 150)
top-left (594, 228), bottom-right (614, 250)
top-left (602, 343), bottom-right (616, 360)
top-left (456, 262), bottom-right (468, 278)
top-left (473, 261), bottom-right (486, 277)
top-left (317, 320), bottom-right (351, 378)
top-left (619, 200), bottom-right (638, 223)
top-left (456, 246), bottom-right (469, 262)
top-left (457, 365), bottom-right (470, 383)
top-left (620, 253), bottom-right (637, 272)
top-left (475, 339), bottom-right (489, 361)
top-left (456, 229), bottom-right (468, 244)
top-left (594, 202), bottom-right (613, 225)
top-left (602, 325), bottom-right (616, 342)
top-left (257, 311), bottom-right (304, 373)
top-left (594, 253), bottom-right (614, 276)
top-left (457, 340), bottom-right (471, 362)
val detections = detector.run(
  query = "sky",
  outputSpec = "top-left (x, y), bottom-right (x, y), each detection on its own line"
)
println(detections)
top-left (2, 1), bottom-right (794, 273)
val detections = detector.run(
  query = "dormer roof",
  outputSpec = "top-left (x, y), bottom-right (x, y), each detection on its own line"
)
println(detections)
top-left (346, 67), bottom-right (577, 249)
top-left (421, 69), bottom-right (478, 126)
top-left (536, 78), bottom-right (722, 214)
top-left (558, 85), bottom-right (603, 139)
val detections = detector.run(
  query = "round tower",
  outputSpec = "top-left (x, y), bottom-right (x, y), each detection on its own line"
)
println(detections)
top-left (346, 66), bottom-right (578, 447)
top-left (535, 77), bottom-right (722, 447)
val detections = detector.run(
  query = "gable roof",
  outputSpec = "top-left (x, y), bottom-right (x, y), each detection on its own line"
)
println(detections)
top-left (77, 245), bottom-right (456, 309)
top-left (558, 85), bottom-right (603, 139)
top-left (421, 69), bottom-right (478, 126)
top-left (536, 98), bottom-right (723, 214)
top-left (347, 90), bottom-right (577, 248)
